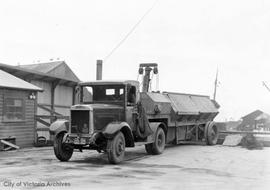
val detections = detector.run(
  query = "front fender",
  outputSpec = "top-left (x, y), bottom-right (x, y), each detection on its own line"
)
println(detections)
top-left (103, 122), bottom-right (134, 147)
top-left (49, 119), bottom-right (69, 137)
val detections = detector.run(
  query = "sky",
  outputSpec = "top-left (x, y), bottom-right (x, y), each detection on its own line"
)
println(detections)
top-left (0, 0), bottom-right (270, 121)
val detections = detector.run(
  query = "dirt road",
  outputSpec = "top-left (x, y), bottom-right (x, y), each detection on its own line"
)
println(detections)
top-left (0, 144), bottom-right (269, 190)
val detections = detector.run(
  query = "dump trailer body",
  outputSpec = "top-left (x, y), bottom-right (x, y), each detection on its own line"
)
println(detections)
top-left (140, 91), bottom-right (219, 144)
top-left (166, 92), bottom-right (218, 120)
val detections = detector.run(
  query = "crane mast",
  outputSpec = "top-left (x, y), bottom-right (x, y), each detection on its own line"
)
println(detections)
top-left (138, 63), bottom-right (158, 92)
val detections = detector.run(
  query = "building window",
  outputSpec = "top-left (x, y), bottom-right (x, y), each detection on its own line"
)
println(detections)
top-left (3, 98), bottom-right (25, 122)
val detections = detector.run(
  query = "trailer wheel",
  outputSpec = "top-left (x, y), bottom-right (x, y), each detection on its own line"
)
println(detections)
top-left (54, 133), bottom-right (73, 161)
top-left (107, 132), bottom-right (126, 164)
top-left (206, 123), bottom-right (219, 145)
top-left (146, 127), bottom-right (165, 155)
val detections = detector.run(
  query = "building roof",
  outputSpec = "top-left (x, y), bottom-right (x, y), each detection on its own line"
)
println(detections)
top-left (242, 110), bottom-right (264, 120)
top-left (17, 61), bottom-right (80, 82)
top-left (18, 61), bottom-right (63, 73)
top-left (255, 112), bottom-right (270, 121)
top-left (0, 62), bottom-right (79, 87)
top-left (0, 69), bottom-right (43, 91)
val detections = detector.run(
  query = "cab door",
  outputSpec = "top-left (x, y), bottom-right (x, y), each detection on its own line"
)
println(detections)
top-left (125, 85), bottom-right (137, 131)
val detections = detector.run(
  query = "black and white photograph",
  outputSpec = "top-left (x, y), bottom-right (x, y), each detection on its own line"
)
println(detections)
top-left (0, 0), bottom-right (270, 189)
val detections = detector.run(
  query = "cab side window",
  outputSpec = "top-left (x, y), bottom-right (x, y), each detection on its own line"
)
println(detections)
top-left (127, 86), bottom-right (136, 105)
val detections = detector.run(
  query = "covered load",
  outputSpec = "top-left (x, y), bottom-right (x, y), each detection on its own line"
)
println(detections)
top-left (141, 91), bottom-right (219, 123)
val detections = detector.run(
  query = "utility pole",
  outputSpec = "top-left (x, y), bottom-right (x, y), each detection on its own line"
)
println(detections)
top-left (213, 68), bottom-right (219, 101)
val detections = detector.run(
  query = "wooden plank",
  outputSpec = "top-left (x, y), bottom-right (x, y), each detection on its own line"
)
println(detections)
top-left (0, 140), bottom-right (20, 149)
top-left (0, 133), bottom-right (34, 137)
top-left (0, 121), bottom-right (35, 127)
top-left (38, 104), bottom-right (62, 116)
top-left (39, 103), bottom-right (71, 109)
top-left (51, 81), bottom-right (58, 123)
top-left (36, 127), bottom-right (50, 131)
top-left (35, 115), bottom-right (56, 119)
top-left (36, 117), bottom-right (51, 127)
top-left (0, 127), bottom-right (34, 131)
top-left (3, 147), bottom-right (13, 151)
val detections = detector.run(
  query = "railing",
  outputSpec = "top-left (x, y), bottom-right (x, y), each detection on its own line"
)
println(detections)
top-left (35, 115), bottom-right (69, 130)
top-left (35, 104), bottom-right (69, 145)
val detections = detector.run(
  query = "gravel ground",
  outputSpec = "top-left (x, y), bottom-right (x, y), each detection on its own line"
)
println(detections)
top-left (0, 144), bottom-right (270, 190)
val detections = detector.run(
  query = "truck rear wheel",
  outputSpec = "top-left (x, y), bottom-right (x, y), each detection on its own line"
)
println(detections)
top-left (205, 122), bottom-right (219, 145)
top-left (107, 132), bottom-right (125, 164)
top-left (145, 127), bottom-right (165, 155)
top-left (54, 133), bottom-right (73, 161)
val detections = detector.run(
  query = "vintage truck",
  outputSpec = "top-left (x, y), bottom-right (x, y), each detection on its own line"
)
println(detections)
top-left (50, 63), bottom-right (219, 164)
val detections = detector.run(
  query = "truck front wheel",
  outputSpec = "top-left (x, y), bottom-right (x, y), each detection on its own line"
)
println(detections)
top-left (145, 127), bottom-right (165, 155)
top-left (54, 133), bottom-right (73, 161)
top-left (107, 132), bottom-right (126, 164)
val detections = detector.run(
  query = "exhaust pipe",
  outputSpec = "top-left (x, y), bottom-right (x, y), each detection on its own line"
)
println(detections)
top-left (96, 60), bottom-right (103, 80)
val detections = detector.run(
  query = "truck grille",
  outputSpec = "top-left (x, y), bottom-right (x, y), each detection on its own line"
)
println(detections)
top-left (71, 110), bottom-right (89, 134)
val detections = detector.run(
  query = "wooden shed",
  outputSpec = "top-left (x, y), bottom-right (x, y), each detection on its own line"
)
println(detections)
top-left (0, 69), bottom-right (43, 148)
top-left (0, 61), bottom-right (80, 145)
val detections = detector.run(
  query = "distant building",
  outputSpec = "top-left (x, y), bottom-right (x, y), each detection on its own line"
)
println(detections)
top-left (237, 110), bottom-right (270, 131)
top-left (0, 61), bottom-right (81, 145)
top-left (0, 69), bottom-right (42, 148)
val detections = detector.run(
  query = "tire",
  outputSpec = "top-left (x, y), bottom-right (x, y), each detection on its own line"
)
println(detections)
top-left (54, 133), bottom-right (73, 161)
top-left (107, 132), bottom-right (126, 164)
top-left (145, 144), bottom-right (154, 155)
top-left (205, 122), bottom-right (219, 145)
top-left (145, 127), bottom-right (166, 155)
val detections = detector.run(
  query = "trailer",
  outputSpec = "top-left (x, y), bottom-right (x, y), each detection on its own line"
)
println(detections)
top-left (50, 63), bottom-right (219, 164)
top-left (140, 90), bottom-right (219, 146)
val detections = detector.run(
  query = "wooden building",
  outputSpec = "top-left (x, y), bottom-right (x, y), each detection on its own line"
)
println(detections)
top-left (0, 69), bottom-right (42, 148)
top-left (237, 110), bottom-right (270, 131)
top-left (0, 61), bottom-right (80, 145)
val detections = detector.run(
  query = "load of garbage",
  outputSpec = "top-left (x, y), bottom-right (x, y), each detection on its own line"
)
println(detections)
top-left (222, 134), bottom-right (264, 150)
top-left (240, 134), bottom-right (264, 150)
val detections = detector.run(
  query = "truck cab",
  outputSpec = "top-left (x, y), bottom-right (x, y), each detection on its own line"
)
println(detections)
top-left (76, 80), bottom-right (140, 133)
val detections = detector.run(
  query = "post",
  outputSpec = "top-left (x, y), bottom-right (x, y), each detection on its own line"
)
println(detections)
top-left (142, 67), bottom-right (152, 92)
top-left (213, 68), bottom-right (218, 101)
top-left (96, 60), bottom-right (103, 80)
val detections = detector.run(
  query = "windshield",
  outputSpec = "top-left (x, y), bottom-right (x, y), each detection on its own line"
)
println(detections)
top-left (81, 85), bottom-right (125, 103)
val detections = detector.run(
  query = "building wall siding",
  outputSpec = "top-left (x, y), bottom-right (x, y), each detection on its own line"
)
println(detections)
top-left (0, 89), bottom-right (36, 148)
top-left (54, 84), bottom-right (73, 108)
top-left (31, 80), bottom-right (51, 104)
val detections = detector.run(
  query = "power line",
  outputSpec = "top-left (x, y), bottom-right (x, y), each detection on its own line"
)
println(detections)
top-left (263, 81), bottom-right (270, 93)
top-left (103, 0), bottom-right (159, 62)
